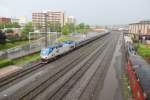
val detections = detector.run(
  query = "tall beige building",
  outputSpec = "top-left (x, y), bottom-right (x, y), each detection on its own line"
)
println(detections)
top-left (32, 10), bottom-right (65, 32)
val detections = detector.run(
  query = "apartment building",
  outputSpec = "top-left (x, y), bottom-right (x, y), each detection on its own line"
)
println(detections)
top-left (32, 10), bottom-right (65, 32)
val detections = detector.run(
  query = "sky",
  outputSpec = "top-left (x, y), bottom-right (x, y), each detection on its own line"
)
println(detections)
top-left (0, 0), bottom-right (150, 25)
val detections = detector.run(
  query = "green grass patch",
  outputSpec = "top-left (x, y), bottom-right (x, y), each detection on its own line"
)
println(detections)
top-left (137, 44), bottom-right (150, 57)
top-left (56, 36), bottom-right (74, 43)
top-left (122, 73), bottom-right (132, 99)
top-left (13, 53), bottom-right (40, 65)
top-left (0, 53), bottom-right (40, 69)
top-left (0, 59), bottom-right (14, 68)
top-left (0, 40), bottom-right (29, 51)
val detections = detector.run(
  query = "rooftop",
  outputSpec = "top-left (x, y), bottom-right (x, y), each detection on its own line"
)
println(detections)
top-left (129, 20), bottom-right (150, 25)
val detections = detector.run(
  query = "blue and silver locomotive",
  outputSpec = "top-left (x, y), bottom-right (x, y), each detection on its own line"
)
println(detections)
top-left (40, 41), bottom-right (76, 63)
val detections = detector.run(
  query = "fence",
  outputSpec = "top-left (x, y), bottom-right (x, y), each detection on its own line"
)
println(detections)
top-left (0, 33), bottom-right (60, 60)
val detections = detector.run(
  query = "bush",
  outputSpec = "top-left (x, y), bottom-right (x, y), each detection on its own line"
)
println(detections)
top-left (0, 59), bottom-right (14, 68)
top-left (5, 29), bottom-right (14, 33)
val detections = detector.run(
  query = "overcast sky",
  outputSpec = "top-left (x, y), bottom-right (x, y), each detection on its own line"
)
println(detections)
top-left (0, 0), bottom-right (150, 25)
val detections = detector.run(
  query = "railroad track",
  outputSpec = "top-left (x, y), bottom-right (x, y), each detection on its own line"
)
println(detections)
top-left (49, 35), bottom-right (117, 100)
top-left (0, 34), bottom-right (111, 100)
top-left (48, 42), bottom-right (110, 100)
top-left (0, 34), bottom-right (109, 92)
top-left (29, 33), bottom-right (118, 100)
top-left (79, 33), bottom-right (119, 100)
top-left (20, 35), bottom-right (110, 100)
top-left (0, 62), bottom-right (44, 91)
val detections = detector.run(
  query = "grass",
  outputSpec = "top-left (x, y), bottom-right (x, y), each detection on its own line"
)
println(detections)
top-left (0, 53), bottom-right (40, 69)
top-left (0, 59), bottom-right (14, 68)
top-left (13, 53), bottom-right (40, 65)
top-left (136, 44), bottom-right (150, 57)
top-left (56, 36), bottom-right (74, 43)
top-left (122, 73), bottom-right (132, 99)
top-left (0, 40), bottom-right (29, 51)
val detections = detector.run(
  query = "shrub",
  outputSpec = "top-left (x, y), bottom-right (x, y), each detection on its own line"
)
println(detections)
top-left (5, 29), bottom-right (14, 33)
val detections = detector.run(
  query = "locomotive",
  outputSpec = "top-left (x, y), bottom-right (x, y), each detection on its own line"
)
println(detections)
top-left (40, 41), bottom-right (76, 63)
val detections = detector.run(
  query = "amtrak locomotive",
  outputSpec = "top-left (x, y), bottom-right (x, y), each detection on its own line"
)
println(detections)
top-left (40, 41), bottom-right (76, 63)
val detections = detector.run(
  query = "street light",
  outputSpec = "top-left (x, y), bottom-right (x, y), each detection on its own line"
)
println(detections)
top-left (44, 13), bottom-right (48, 48)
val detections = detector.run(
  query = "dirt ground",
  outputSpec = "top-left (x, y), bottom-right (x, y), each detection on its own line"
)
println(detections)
top-left (145, 57), bottom-right (150, 64)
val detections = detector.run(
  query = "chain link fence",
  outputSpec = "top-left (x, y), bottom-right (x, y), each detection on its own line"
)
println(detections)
top-left (0, 33), bottom-right (60, 60)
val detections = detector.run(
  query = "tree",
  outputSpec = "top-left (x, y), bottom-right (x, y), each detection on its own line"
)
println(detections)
top-left (68, 23), bottom-right (75, 33)
top-left (21, 22), bottom-right (34, 39)
top-left (12, 22), bottom-right (20, 28)
top-left (78, 23), bottom-right (85, 29)
top-left (0, 23), bottom-right (20, 29)
top-left (5, 29), bottom-right (14, 33)
top-left (62, 23), bottom-right (75, 35)
top-left (0, 24), bottom-right (4, 29)
top-left (48, 22), bottom-right (62, 32)
top-left (62, 25), bottom-right (70, 35)
top-left (76, 23), bottom-right (85, 33)
top-left (84, 24), bottom-right (90, 33)
top-left (85, 24), bottom-right (90, 29)
top-left (75, 23), bottom-right (90, 33)
top-left (0, 30), bottom-right (6, 44)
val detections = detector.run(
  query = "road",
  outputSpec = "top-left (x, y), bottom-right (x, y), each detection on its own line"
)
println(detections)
top-left (0, 31), bottom-right (124, 100)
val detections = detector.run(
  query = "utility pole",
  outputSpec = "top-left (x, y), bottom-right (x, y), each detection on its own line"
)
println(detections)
top-left (44, 13), bottom-right (48, 48)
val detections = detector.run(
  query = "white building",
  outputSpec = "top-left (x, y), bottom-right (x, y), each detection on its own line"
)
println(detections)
top-left (11, 18), bottom-right (19, 23)
top-left (18, 17), bottom-right (28, 27)
top-left (11, 17), bottom-right (27, 27)
top-left (65, 16), bottom-right (76, 24)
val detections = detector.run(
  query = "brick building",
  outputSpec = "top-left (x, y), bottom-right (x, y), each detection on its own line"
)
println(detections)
top-left (0, 17), bottom-right (11, 24)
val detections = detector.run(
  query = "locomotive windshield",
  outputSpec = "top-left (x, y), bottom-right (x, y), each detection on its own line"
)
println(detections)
top-left (40, 48), bottom-right (53, 56)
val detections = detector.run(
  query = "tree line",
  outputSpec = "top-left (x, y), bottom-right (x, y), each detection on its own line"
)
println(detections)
top-left (0, 22), bottom-right (90, 44)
